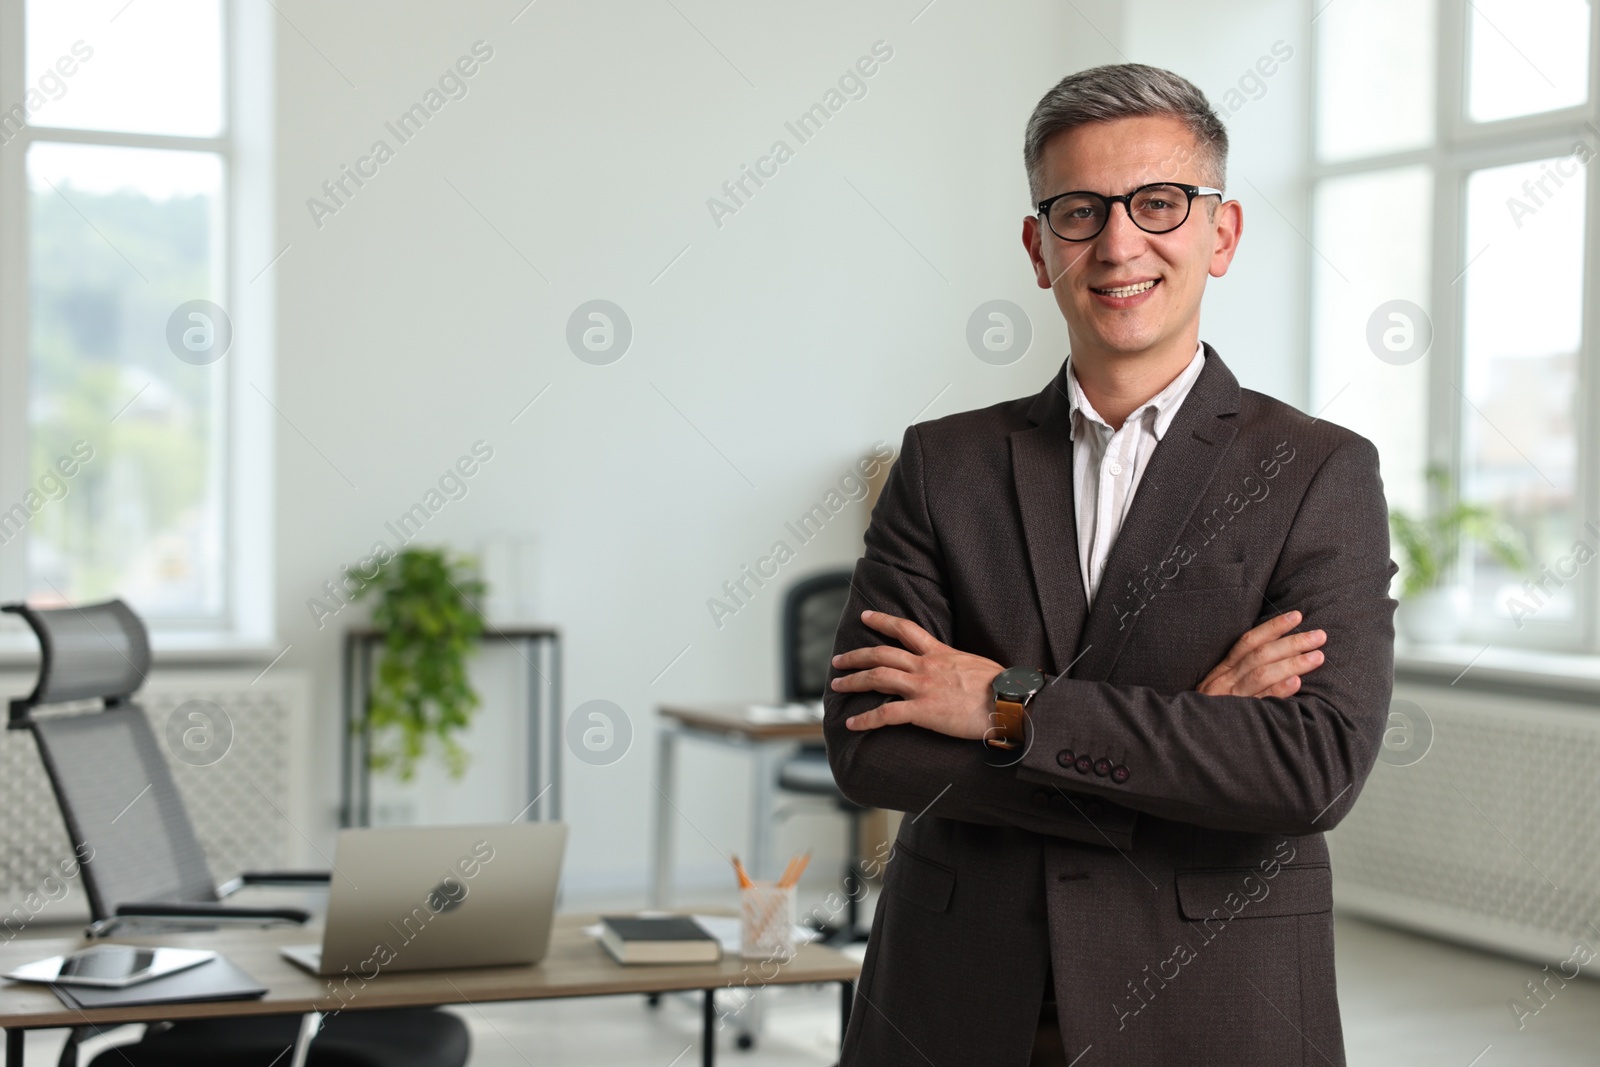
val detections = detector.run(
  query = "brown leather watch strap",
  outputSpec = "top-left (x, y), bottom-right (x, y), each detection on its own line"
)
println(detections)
top-left (985, 698), bottom-right (1027, 749)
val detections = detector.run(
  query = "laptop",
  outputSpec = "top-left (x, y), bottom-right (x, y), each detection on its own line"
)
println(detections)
top-left (281, 821), bottom-right (567, 976)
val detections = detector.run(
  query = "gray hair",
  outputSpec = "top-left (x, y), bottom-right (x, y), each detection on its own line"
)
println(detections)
top-left (1023, 63), bottom-right (1228, 206)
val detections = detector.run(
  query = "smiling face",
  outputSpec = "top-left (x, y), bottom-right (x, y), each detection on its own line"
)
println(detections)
top-left (1023, 114), bottom-right (1241, 370)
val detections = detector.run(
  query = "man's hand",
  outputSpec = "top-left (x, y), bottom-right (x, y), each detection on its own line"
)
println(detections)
top-left (1196, 610), bottom-right (1326, 698)
top-left (831, 610), bottom-right (1002, 740)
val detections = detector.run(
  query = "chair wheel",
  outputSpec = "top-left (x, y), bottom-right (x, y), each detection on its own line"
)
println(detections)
top-left (736, 1033), bottom-right (755, 1050)
top-left (645, 993), bottom-right (660, 1008)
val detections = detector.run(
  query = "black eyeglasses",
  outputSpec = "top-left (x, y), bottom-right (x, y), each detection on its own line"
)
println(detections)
top-left (1036, 182), bottom-right (1223, 242)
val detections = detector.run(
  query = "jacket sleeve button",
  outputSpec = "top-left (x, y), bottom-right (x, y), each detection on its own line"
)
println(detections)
top-left (1032, 788), bottom-right (1050, 808)
top-left (1093, 758), bottom-right (1111, 777)
top-left (1074, 755), bottom-right (1093, 775)
top-left (1111, 765), bottom-right (1130, 784)
top-left (1056, 748), bottom-right (1075, 768)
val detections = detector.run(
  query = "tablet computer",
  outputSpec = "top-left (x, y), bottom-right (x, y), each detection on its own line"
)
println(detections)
top-left (4, 945), bottom-right (217, 988)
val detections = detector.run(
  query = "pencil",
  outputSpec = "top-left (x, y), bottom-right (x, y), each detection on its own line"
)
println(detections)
top-left (731, 854), bottom-right (753, 889)
top-left (781, 849), bottom-right (812, 888)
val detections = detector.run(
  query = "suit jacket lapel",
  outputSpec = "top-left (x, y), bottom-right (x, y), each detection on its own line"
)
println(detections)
top-left (1073, 344), bottom-right (1241, 680)
top-left (1010, 369), bottom-right (1087, 675)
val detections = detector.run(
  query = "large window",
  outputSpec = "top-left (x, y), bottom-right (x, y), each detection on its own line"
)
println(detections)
top-left (1, 0), bottom-right (270, 643)
top-left (1310, 0), bottom-right (1598, 652)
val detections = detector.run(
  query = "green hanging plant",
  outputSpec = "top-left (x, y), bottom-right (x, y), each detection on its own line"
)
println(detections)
top-left (350, 547), bottom-right (486, 781)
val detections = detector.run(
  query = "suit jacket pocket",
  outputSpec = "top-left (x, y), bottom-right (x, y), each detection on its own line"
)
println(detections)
top-left (1176, 864), bottom-right (1332, 920)
top-left (1166, 560), bottom-right (1246, 592)
top-left (888, 844), bottom-right (955, 913)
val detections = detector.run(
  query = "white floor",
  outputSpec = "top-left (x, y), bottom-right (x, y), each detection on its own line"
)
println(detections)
top-left (1335, 916), bottom-right (1600, 1067)
top-left (20, 911), bottom-right (1600, 1066)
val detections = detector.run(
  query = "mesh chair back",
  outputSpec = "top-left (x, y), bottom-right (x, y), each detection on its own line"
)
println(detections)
top-left (4, 600), bottom-right (219, 921)
top-left (6, 599), bottom-right (149, 707)
top-left (781, 570), bottom-right (854, 702)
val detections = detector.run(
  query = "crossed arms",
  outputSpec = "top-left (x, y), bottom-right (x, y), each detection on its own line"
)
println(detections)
top-left (821, 424), bottom-right (1398, 846)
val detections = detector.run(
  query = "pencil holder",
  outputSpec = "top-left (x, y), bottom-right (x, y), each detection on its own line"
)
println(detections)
top-left (739, 882), bottom-right (796, 961)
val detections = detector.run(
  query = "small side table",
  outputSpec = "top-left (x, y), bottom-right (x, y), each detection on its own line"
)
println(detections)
top-left (340, 625), bottom-right (562, 827)
top-left (650, 702), bottom-right (823, 907)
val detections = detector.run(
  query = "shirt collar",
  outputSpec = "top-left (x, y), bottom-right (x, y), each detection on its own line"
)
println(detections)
top-left (1066, 342), bottom-right (1206, 442)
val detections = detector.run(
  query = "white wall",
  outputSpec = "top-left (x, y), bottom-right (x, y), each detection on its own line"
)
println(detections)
top-left (1121, 0), bottom-right (1312, 403)
top-left (268, 0), bottom-right (1308, 897)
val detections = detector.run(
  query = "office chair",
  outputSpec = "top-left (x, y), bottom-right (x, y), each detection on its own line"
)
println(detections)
top-left (5, 599), bottom-right (470, 1067)
top-left (772, 570), bottom-right (872, 943)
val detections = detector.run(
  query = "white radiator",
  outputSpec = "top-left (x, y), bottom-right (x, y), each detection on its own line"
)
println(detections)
top-left (1329, 680), bottom-right (1600, 974)
top-left (0, 667), bottom-right (313, 919)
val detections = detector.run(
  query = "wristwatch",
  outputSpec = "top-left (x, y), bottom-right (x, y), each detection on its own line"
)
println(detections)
top-left (987, 666), bottom-right (1045, 749)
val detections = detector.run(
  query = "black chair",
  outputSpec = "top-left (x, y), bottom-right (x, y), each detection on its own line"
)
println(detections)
top-left (5, 599), bottom-right (470, 1067)
top-left (773, 570), bottom-right (872, 942)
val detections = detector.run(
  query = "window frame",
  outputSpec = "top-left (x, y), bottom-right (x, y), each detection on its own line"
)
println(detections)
top-left (0, 0), bottom-right (276, 653)
top-left (1308, 0), bottom-right (1600, 654)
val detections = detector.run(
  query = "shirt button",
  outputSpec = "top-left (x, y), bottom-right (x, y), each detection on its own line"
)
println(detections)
top-left (1108, 462), bottom-right (1124, 476)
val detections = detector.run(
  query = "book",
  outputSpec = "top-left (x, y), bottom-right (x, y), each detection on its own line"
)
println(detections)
top-left (599, 915), bottom-right (721, 965)
top-left (51, 955), bottom-right (266, 1010)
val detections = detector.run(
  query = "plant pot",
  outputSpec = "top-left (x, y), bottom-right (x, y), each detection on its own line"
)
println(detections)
top-left (1397, 586), bottom-right (1468, 645)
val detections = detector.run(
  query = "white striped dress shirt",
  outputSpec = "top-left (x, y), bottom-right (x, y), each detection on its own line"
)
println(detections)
top-left (1066, 343), bottom-right (1207, 605)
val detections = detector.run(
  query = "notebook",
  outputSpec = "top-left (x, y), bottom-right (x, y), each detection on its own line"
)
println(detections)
top-left (51, 955), bottom-right (267, 1010)
top-left (599, 916), bottom-right (721, 964)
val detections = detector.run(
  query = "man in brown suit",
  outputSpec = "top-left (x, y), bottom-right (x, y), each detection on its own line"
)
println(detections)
top-left (823, 64), bottom-right (1397, 1065)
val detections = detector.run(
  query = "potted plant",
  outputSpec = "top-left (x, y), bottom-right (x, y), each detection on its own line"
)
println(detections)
top-left (350, 547), bottom-right (486, 780)
top-left (1388, 467), bottom-right (1528, 644)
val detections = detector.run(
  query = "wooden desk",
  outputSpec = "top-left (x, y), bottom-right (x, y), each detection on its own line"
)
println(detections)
top-left (657, 703), bottom-right (825, 742)
top-left (0, 914), bottom-right (858, 1067)
top-left (650, 703), bottom-right (825, 908)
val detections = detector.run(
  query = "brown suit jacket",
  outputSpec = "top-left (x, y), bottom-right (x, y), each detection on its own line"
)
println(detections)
top-left (824, 346), bottom-right (1397, 1066)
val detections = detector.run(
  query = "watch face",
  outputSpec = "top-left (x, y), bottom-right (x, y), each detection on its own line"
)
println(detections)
top-left (993, 666), bottom-right (1045, 701)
